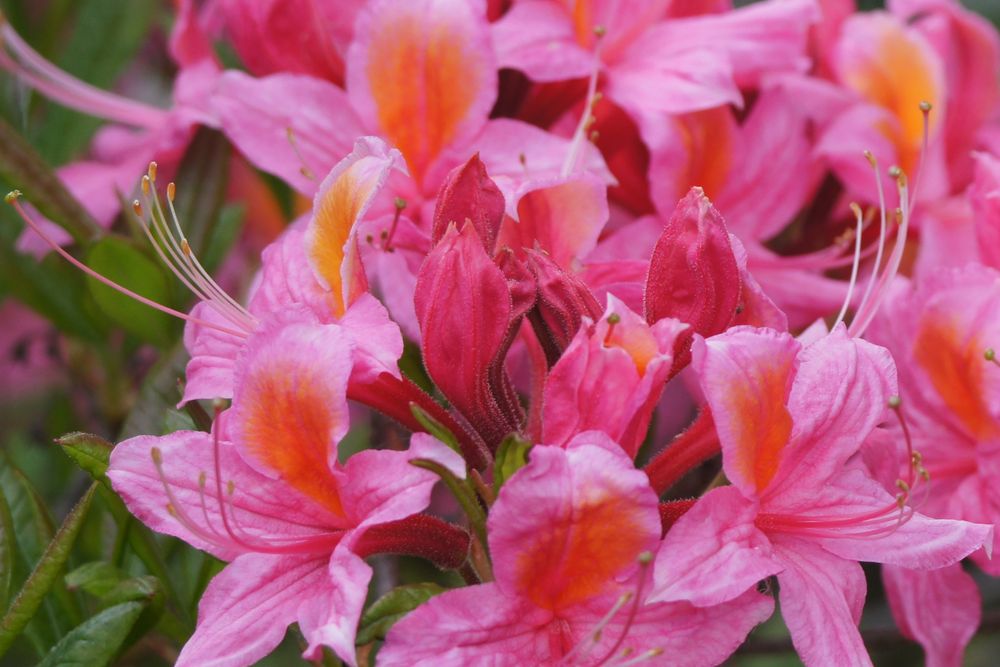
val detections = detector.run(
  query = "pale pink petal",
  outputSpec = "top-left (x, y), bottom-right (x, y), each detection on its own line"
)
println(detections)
top-left (498, 173), bottom-right (609, 268)
top-left (490, 437), bottom-right (661, 607)
top-left (175, 552), bottom-right (330, 667)
top-left (180, 301), bottom-right (247, 405)
top-left (336, 433), bottom-right (464, 527)
top-left (651, 486), bottom-right (782, 607)
top-left (246, 226), bottom-right (331, 320)
top-left (765, 326), bottom-right (897, 500)
top-left (108, 431), bottom-right (339, 562)
top-left (491, 1), bottom-right (593, 82)
top-left (339, 293), bottom-right (405, 383)
top-left (971, 151), bottom-right (1000, 270)
top-left (691, 326), bottom-right (800, 498)
top-left (883, 563), bottom-right (981, 667)
top-left (594, 590), bottom-right (774, 667)
top-left (212, 71), bottom-right (363, 194)
top-left (230, 321), bottom-right (354, 517)
top-left (770, 535), bottom-right (872, 667)
top-left (806, 469), bottom-right (992, 569)
top-left (379, 584), bottom-right (551, 666)
top-left (300, 544), bottom-right (373, 667)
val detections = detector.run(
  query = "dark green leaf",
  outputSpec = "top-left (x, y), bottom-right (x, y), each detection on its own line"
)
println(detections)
top-left (0, 241), bottom-right (103, 341)
top-left (85, 235), bottom-right (176, 347)
top-left (0, 489), bottom-right (13, 612)
top-left (356, 583), bottom-right (444, 645)
top-left (56, 432), bottom-right (112, 483)
top-left (118, 341), bottom-right (189, 440)
top-left (493, 434), bottom-right (532, 495)
top-left (0, 482), bottom-right (98, 659)
top-left (65, 562), bottom-right (124, 599)
top-left (36, 600), bottom-right (145, 667)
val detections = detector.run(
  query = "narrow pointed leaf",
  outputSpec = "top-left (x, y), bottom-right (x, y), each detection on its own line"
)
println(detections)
top-left (356, 583), bottom-right (444, 645)
top-left (56, 433), bottom-right (112, 483)
top-left (36, 600), bottom-right (145, 667)
top-left (0, 483), bottom-right (98, 659)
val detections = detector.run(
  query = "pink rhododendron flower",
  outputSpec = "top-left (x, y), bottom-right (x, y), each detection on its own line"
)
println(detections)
top-left (109, 316), bottom-right (464, 666)
top-left (865, 264), bottom-right (1000, 664)
top-left (380, 432), bottom-right (772, 666)
top-left (651, 325), bottom-right (992, 666)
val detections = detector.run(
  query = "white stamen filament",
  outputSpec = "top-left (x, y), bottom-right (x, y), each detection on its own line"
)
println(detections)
top-left (832, 203), bottom-right (866, 330)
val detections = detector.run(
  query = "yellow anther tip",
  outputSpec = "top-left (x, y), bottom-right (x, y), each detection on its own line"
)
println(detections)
top-left (150, 447), bottom-right (162, 464)
top-left (166, 182), bottom-right (176, 201)
top-left (919, 100), bottom-right (932, 112)
top-left (4, 190), bottom-right (21, 204)
top-left (985, 348), bottom-right (996, 361)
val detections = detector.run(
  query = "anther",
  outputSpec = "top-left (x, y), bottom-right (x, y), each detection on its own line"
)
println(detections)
top-left (132, 199), bottom-right (142, 217)
top-left (637, 550), bottom-right (653, 565)
top-left (593, 25), bottom-right (607, 38)
top-left (985, 348), bottom-right (1000, 369)
top-left (4, 190), bottom-right (21, 204)
top-left (919, 100), bottom-right (932, 113)
top-left (887, 395), bottom-right (902, 409)
top-left (150, 446), bottom-right (163, 465)
top-left (198, 471), bottom-right (207, 488)
top-left (603, 312), bottom-right (621, 346)
top-left (383, 198), bottom-right (407, 252)
top-left (141, 174), bottom-right (151, 196)
top-left (166, 182), bottom-right (176, 202)
top-left (863, 150), bottom-right (877, 167)
top-left (148, 161), bottom-right (157, 182)
top-left (896, 479), bottom-right (911, 494)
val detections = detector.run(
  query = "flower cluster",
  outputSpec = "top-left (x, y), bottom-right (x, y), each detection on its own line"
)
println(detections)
top-left (5, 0), bottom-right (1000, 665)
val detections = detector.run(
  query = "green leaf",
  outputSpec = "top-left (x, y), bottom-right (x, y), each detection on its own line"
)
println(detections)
top-left (493, 434), bottom-right (532, 495)
top-left (118, 341), bottom-right (189, 440)
top-left (56, 432), bottom-right (112, 483)
top-left (0, 490), bottom-right (13, 613)
top-left (84, 235), bottom-right (177, 347)
top-left (0, 482), bottom-right (98, 659)
top-left (36, 600), bottom-right (145, 667)
top-left (65, 562), bottom-right (124, 599)
top-left (0, 241), bottom-right (103, 341)
top-left (356, 583), bottom-right (444, 645)
top-left (409, 404), bottom-right (461, 455)
top-left (409, 459), bottom-right (487, 548)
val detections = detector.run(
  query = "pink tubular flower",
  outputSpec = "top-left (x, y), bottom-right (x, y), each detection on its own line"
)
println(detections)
top-left (543, 295), bottom-right (686, 457)
top-left (108, 316), bottom-right (464, 667)
top-left (379, 432), bottom-right (773, 666)
top-left (493, 0), bottom-right (818, 149)
top-left (864, 264), bottom-right (1000, 664)
top-left (650, 325), bottom-right (992, 666)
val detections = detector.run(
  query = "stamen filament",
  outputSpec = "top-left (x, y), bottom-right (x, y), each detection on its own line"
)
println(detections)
top-left (832, 203), bottom-right (866, 329)
top-left (0, 21), bottom-right (167, 128)
top-left (6, 192), bottom-right (249, 339)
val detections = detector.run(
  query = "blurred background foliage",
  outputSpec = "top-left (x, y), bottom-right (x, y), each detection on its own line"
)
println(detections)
top-left (0, 1), bottom-right (996, 665)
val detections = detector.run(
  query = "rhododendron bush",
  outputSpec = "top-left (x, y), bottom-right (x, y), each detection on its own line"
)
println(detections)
top-left (4, 0), bottom-right (1000, 664)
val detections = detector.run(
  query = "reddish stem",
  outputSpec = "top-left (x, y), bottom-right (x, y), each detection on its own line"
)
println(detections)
top-left (348, 372), bottom-right (491, 470)
top-left (643, 410), bottom-right (720, 495)
top-left (353, 514), bottom-right (471, 570)
top-left (659, 499), bottom-right (696, 536)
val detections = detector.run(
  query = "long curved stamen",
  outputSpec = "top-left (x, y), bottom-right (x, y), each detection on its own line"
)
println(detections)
top-left (849, 151), bottom-right (890, 328)
top-left (0, 18), bottom-right (167, 129)
top-left (561, 27), bottom-right (605, 178)
top-left (848, 168), bottom-right (910, 338)
top-left (832, 202), bottom-right (866, 329)
top-left (6, 191), bottom-right (248, 339)
top-left (591, 552), bottom-right (655, 667)
top-left (134, 164), bottom-right (258, 334)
